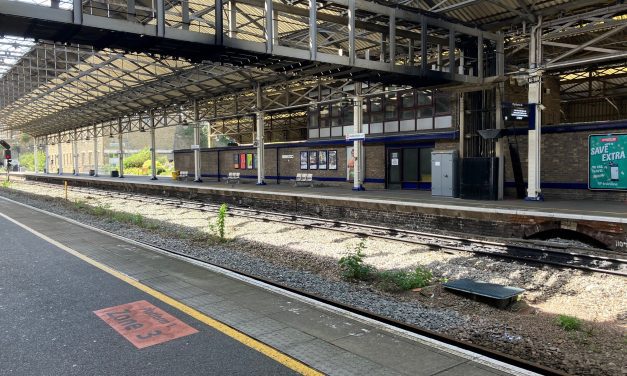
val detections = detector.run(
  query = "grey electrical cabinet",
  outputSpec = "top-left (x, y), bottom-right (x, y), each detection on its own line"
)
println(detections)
top-left (431, 150), bottom-right (459, 197)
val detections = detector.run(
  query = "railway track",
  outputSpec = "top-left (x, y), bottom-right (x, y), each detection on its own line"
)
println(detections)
top-left (1, 194), bottom-right (563, 376)
top-left (17, 180), bottom-right (627, 277)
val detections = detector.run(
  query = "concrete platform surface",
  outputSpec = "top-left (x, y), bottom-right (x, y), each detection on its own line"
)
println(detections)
top-left (0, 196), bottom-right (531, 376)
top-left (17, 172), bottom-right (627, 221)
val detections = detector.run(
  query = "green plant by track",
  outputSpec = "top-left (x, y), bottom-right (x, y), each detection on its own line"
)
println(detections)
top-left (1, 180), bottom-right (12, 189)
top-left (74, 201), bottom-right (158, 230)
top-left (377, 267), bottom-right (434, 292)
top-left (338, 239), bottom-right (374, 280)
top-left (556, 315), bottom-right (582, 331)
top-left (208, 203), bottom-right (228, 242)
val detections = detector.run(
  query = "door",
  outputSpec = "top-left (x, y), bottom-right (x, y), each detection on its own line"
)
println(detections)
top-left (442, 153), bottom-right (453, 196)
top-left (431, 153), bottom-right (442, 195)
top-left (401, 148), bottom-right (419, 189)
top-left (387, 149), bottom-right (401, 189)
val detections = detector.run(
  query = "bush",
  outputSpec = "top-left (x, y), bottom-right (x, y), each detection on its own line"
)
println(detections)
top-left (142, 159), bottom-right (166, 175)
top-left (338, 239), bottom-right (374, 280)
top-left (18, 152), bottom-right (45, 172)
top-left (377, 267), bottom-right (433, 292)
top-left (123, 148), bottom-right (151, 169)
top-left (556, 315), bottom-right (582, 331)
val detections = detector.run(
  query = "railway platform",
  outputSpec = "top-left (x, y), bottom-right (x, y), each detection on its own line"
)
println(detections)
top-left (15, 172), bottom-right (627, 253)
top-left (0, 195), bottom-right (534, 376)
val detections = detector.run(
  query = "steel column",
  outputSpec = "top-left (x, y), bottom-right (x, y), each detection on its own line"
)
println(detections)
top-left (73, 0), bottom-right (82, 24)
top-left (309, 0), bottom-right (317, 60)
top-left (93, 124), bottom-right (98, 176)
top-left (526, 19), bottom-right (543, 201)
top-left (389, 9), bottom-right (396, 67)
top-left (216, 0), bottom-right (224, 44)
top-left (156, 0), bottom-right (165, 37)
top-left (57, 133), bottom-right (63, 175)
top-left (256, 85), bottom-right (265, 185)
top-left (495, 84), bottom-right (504, 200)
top-left (348, 0), bottom-right (355, 65)
top-left (118, 117), bottom-right (124, 178)
top-left (33, 137), bottom-right (38, 174)
top-left (352, 83), bottom-right (364, 191)
top-left (149, 111), bottom-right (157, 180)
top-left (72, 131), bottom-right (78, 175)
top-left (193, 100), bottom-right (202, 182)
top-left (265, 0), bottom-right (274, 53)
top-left (44, 136), bottom-right (49, 174)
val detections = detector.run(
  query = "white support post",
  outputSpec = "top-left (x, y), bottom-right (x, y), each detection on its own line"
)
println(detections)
top-left (44, 136), bottom-right (49, 174)
top-left (72, 135), bottom-right (78, 176)
top-left (256, 112), bottom-right (266, 185)
top-left (33, 137), bottom-right (39, 174)
top-left (193, 100), bottom-right (202, 182)
top-left (156, 0), bottom-right (165, 37)
top-left (352, 84), bottom-right (364, 191)
top-left (57, 133), bottom-right (63, 175)
top-left (256, 85), bottom-right (265, 185)
top-left (118, 118), bottom-right (124, 178)
top-left (150, 112), bottom-right (157, 180)
top-left (309, 0), bottom-right (317, 60)
top-left (264, 0), bottom-right (274, 53)
top-left (93, 125), bottom-right (98, 177)
top-left (495, 84), bottom-right (504, 200)
top-left (348, 0), bottom-right (355, 65)
top-left (73, 0), bottom-right (82, 24)
top-left (227, 0), bottom-right (236, 38)
top-left (526, 19), bottom-right (543, 201)
top-left (458, 93), bottom-right (465, 158)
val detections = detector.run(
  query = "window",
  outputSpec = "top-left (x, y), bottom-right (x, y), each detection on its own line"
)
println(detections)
top-left (369, 96), bottom-right (383, 123)
top-left (435, 95), bottom-right (451, 114)
top-left (400, 91), bottom-right (415, 120)
top-left (384, 93), bottom-right (398, 121)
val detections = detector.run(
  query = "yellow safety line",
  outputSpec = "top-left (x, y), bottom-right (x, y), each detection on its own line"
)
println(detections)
top-left (0, 212), bottom-right (323, 376)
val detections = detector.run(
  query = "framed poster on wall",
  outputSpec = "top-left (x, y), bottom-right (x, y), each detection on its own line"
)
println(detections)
top-left (246, 153), bottom-right (253, 169)
top-left (589, 134), bottom-right (626, 190)
top-left (346, 146), bottom-right (354, 181)
top-left (300, 151), bottom-right (308, 170)
top-left (239, 153), bottom-right (246, 169)
top-left (233, 154), bottom-right (239, 169)
top-left (318, 151), bottom-right (328, 170)
top-left (328, 150), bottom-right (337, 170)
top-left (309, 151), bottom-right (318, 170)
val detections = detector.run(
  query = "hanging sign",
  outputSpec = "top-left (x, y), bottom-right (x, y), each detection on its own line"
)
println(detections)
top-left (345, 133), bottom-right (365, 141)
top-left (589, 134), bottom-right (626, 190)
top-left (191, 144), bottom-right (200, 150)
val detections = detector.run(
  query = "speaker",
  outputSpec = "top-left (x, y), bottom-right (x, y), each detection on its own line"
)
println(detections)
top-left (460, 157), bottom-right (499, 200)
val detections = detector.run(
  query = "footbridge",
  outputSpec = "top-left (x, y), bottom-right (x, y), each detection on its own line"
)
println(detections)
top-left (0, 0), bottom-right (503, 87)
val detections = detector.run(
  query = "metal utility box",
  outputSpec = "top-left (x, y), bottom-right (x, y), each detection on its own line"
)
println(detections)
top-left (431, 150), bottom-right (458, 197)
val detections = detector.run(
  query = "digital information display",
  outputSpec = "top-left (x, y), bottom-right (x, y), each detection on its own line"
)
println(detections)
top-left (589, 134), bottom-right (627, 190)
top-left (503, 103), bottom-right (528, 121)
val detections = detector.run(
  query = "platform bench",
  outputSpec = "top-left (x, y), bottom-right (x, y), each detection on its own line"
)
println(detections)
top-left (226, 172), bottom-right (241, 184)
top-left (294, 173), bottom-right (313, 187)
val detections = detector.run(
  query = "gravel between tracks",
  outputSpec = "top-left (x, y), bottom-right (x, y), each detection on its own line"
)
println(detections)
top-left (1, 181), bottom-right (626, 376)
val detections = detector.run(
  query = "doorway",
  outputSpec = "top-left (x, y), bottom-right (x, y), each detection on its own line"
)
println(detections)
top-left (386, 147), bottom-right (433, 189)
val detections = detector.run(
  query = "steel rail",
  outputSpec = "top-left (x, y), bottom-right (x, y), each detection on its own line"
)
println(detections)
top-left (0, 193), bottom-right (565, 376)
top-left (17, 179), bottom-right (627, 277)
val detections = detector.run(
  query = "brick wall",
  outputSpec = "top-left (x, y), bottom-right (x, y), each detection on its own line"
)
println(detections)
top-left (503, 128), bottom-right (627, 201)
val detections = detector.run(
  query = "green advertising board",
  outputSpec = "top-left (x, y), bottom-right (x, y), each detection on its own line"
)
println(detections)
top-left (589, 133), bottom-right (627, 190)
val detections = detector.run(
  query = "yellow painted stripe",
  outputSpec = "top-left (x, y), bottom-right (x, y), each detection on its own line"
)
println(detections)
top-left (0, 212), bottom-right (323, 376)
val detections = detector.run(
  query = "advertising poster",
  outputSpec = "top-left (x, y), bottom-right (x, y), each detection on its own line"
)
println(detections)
top-left (300, 151), bottom-right (308, 170)
top-left (309, 151), bottom-right (318, 170)
top-left (318, 151), bottom-right (328, 170)
top-left (328, 150), bottom-right (337, 170)
top-left (239, 153), bottom-right (246, 169)
top-left (346, 146), bottom-right (354, 181)
top-left (246, 153), bottom-right (253, 169)
top-left (233, 154), bottom-right (239, 169)
top-left (589, 134), bottom-right (626, 190)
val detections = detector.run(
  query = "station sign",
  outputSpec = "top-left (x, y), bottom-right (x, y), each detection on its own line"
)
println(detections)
top-left (589, 134), bottom-right (626, 190)
top-left (345, 133), bottom-right (365, 141)
top-left (191, 144), bottom-right (200, 150)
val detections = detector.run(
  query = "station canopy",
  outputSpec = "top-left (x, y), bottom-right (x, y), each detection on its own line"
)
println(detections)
top-left (0, 0), bottom-right (625, 138)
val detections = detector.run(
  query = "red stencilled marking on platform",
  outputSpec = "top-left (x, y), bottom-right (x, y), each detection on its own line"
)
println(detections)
top-left (94, 300), bottom-right (199, 349)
